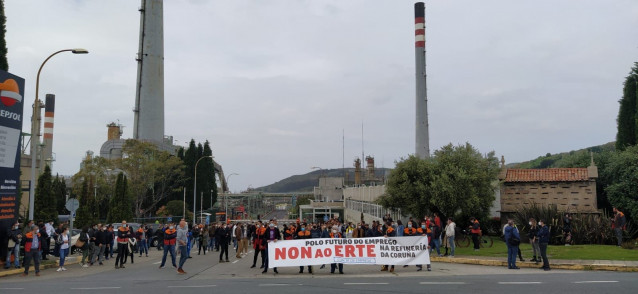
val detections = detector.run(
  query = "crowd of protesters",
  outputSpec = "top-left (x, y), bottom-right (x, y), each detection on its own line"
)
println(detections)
top-left (4, 206), bottom-right (630, 277)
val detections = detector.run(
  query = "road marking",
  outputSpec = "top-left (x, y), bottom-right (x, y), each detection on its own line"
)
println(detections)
top-left (498, 282), bottom-right (542, 285)
top-left (573, 281), bottom-right (619, 284)
top-left (344, 283), bottom-right (389, 285)
top-left (0, 288), bottom-right (24, 290)
top-left (168, 285), bottom-right (217, 288)
top-left (420, 282), bottom-right (467, 285)
top-left (259, 284), bottom-right (302, 286)
top-left (71, 287), bottom-right (121, 290)
top-left (232, 260), bottom-right (239, 264)
top-left (152, 261), bottom-right (161, 264)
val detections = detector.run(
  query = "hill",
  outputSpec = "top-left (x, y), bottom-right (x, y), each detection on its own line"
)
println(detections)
top-left (509, 142), bottom-right (615, 169)
top-left (254, 168), bottom-right (391, 193)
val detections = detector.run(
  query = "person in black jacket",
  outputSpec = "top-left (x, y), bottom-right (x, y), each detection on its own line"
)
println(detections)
top-left (4, 221), bottom-right (22, 269)
top-left (262, 221), bottom-right (280, 274)
top-left (217, 223), bottom-right (231, 262)
top-left (537, 219), bottom-right (550, 271)
top-left (95, 225), bottom-right (109, 265)
top-left (528, 218), bottom-right (540, 263)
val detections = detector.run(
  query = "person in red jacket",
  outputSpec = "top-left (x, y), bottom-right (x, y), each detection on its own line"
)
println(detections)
top-left (115, 221), bottom-right (133, 269)
top-left (22, 225), bottom-right (42, 276)
top-left (159, 223), bottom-right (177, 269)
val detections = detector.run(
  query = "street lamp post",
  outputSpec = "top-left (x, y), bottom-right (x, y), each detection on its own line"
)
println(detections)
top-left (193, 155), bottom-right (213, 224)
top-left (225, 173), bottom-right (238, 221)
top-left (29, 48), bottom-right (88, 221)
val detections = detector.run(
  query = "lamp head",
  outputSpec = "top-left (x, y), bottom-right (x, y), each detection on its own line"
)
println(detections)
top-left (71, 48), bottom-right (89, 54)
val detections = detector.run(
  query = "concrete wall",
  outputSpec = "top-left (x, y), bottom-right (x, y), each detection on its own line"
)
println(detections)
top-left (343, 185), bottom-right (386, 202)
top-left (314, 177), bottom-right (344, 202)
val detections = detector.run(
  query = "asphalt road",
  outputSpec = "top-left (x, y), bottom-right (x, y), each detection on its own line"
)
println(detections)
top-left (1, 245), bottom-right (635, 294)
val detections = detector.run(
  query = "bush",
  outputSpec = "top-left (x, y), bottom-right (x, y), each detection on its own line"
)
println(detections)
top-left (512, 203), bottom-right (618, 245)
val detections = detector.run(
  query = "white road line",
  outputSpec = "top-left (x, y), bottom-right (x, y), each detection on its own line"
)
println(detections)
top-left (258, 284), bottom-right (302, 286)
top-left (152, 261), bottom-right (161, 264)
top-left (573, 281), bottom-right (619, 284)
top-left (71, 287), bottom-right (121, 290)
top-left (0, 288), bottom-right (24, 290)
top-left (232, 260), bottom-right (239, 264)
top-left (420, 282), bottom-right (467, 285)
top-left (167, 285), bottom-right (217, 288)
top-left (498, 282), bottom-right (542, 285)
top-left (344, 283), bottom-right (389, 285)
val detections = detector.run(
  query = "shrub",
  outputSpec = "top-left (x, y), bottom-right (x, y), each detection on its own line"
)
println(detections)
top-left (512, 203), bottom-right (619, 245)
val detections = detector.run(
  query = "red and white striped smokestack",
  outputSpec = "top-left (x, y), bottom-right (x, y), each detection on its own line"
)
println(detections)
top-left (42, 94), bottom-right (55, 169)
top-left (414, 2), bottom-right (429, 159)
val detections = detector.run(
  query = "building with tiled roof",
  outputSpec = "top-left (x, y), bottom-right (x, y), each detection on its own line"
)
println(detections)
top-left (498, 155), bottom-right (598, 215)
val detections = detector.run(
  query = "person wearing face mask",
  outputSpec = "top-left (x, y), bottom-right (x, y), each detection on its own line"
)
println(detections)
top-left (159, 223), bottom-right (177, 269)
top-left (5, 221), bottom-right (22, 269)
top-left (528, 218), bottom-right (540, 264)
top-left (218, 223), bottom-right (231, 263)
top-left (262, 222), bottom-right (280, 274)
top-left (329, 226), bottom-right (344, 274)
top-left (404, 221), bottom-right (417, 236)
top-left (57, 226), bottom-right (70, 272)
top-left (297, 224), bottom-right (313, 274)
top-left (251, 221), bottom-right (267, 269)
top-left (504, 219), bottom-right (521, 270)
top-left (22, 224), bottom-right (42, 276)
top-left (414, 221), bottom-right (431, 271)
top-left (95, 224), bottom-right (109, 265)
top-left (444, 218), bottom-right (456, 258)
top-left (115, 221), bottom-right (132, 269)
top-left (537, 219), bottom-right (550, 271)
top-left (381, 222), bottom-right (396, 272)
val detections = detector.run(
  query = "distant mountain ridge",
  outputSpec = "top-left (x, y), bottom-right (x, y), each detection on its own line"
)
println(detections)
top-left (508, 142), bottom-right (615, 169)
top-left (254, 168), bottom-right (391, 193)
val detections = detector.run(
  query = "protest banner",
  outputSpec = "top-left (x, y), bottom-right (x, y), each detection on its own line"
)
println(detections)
top-left (268, 236), bottom-right (430, 268)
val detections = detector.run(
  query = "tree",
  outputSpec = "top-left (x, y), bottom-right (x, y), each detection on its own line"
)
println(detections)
top-left (75, 179), bottom-right (96, 228)
top-left (107, 173), bottom-right (133, 223)
top-left (156, 200), bottom-right (188, 217)
top-left (0, 0), bottom-right (8, 71)
top-left (52, 175), bottom-right (68, 215)
top-left (71, 156), bottom-right (116, 221)
top-left (603, 145), bottom-right (638, 221)
top-left (34, 165), bottom-right (56, 222)
top-left (378, 143), bottom-right (500, 222)
top-left (616, 63), bottom-right (638, 150)
top-left (118, 139), bottom-right (185, 218)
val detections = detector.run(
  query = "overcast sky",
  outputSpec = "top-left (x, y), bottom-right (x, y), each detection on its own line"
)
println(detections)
top-left (4, 0), bottom-right (638, 192)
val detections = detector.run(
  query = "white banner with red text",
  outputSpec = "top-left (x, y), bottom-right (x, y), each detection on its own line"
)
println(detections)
top-left (267, 236), bottom-right (430, 268)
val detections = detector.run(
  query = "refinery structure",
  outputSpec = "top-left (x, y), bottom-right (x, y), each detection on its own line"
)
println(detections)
top-left (18, 1), bottom-right (429, 217)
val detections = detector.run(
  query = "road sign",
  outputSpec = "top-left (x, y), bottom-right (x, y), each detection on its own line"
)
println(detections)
top-left (65, 198), bottom-right (79, 212)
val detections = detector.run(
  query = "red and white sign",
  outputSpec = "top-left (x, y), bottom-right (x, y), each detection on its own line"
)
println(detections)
top-left (268, 236), bottom-right (430, 268)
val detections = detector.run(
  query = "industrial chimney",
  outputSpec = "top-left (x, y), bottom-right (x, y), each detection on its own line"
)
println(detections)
top-left (41, 94), bottom-right (55, 170)
top-left (354, 158), bottom-right (362, 185)
top-left (415, 2), bottom-right (430, 159)
top-left (133, 0), bottom-right (164, 143)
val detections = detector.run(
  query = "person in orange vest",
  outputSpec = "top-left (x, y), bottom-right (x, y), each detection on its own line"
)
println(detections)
top-left (21, 225), bottom-right (42, 276)
top-left (159, 223), bottom-right (177, 269)
top-left (115, 221), bottom-right (133, 269)
top-left (381, 222), bottom-right (396, 272)
top-left (251, 221), bottom-right (267, 269)
top-left (297, 223), bottom-right (313, 274)
top-left (469, 217), bottom-right (481, 251)
top-left (416, 221), bottom-right (432, 272)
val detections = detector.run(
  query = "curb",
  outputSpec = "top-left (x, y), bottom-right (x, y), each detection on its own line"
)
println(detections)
top-left (0, 256), bottom-right (82, 278)
top-left (430, 256), bottom-right (638, 272)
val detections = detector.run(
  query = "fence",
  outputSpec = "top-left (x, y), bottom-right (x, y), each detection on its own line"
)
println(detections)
top-left (345, 199), bottom-right (404, 222)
